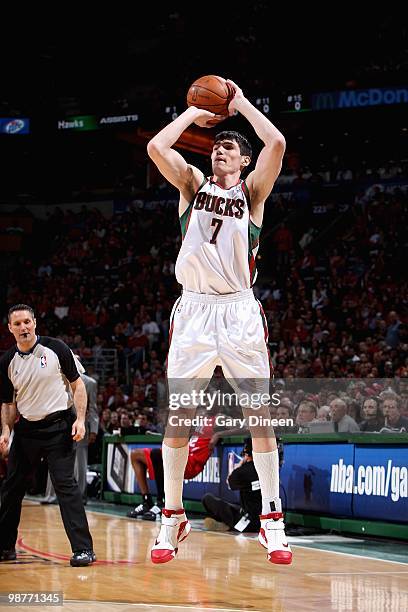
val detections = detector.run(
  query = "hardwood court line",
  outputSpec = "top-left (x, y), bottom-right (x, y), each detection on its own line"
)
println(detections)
top-left (307, 571), bottom-right (408, 575)
top-left (65, 601), bottom-right (260, 611)
top-left (292, 544), bottom-right (408, 566)
top-left (16, 537), bottom-right (140, 565)
top-left (85, 508), bottom-right (136, 520)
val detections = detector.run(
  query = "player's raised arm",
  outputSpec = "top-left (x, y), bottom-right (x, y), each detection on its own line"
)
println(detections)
top-left (147, 107), bottom-right (222, 199)
top-left (226, 79), bottom-right (286, 205)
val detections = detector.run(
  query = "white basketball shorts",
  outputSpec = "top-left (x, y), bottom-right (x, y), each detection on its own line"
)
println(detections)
top-left (167, 289), bottom-right (271, 382)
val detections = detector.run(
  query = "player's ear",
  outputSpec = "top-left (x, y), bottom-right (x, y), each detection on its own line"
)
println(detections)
top-left (241, 156), bottom-right (251, 168)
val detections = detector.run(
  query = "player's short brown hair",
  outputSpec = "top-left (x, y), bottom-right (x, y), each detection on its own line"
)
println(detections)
top-left (214, 131), bottom-right (252, 158)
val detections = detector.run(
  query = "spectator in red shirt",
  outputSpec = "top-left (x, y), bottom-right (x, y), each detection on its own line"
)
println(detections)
top-left (273, 223), bottom-right (293, 267)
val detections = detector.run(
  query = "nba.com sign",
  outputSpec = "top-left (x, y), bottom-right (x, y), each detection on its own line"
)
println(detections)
top-left (312, 87), bottom-right (408, 111)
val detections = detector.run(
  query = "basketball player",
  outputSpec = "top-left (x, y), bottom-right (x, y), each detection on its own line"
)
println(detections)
top-left (127, 411), bottom-right (245, 520)
top-left (147, 79), bottom-right (291, 565)
top-left (127, 414), bottom-right (217, 520)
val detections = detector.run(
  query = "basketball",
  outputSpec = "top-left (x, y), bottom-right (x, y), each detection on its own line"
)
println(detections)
top-left (187, 75), bottom-right (232, 116)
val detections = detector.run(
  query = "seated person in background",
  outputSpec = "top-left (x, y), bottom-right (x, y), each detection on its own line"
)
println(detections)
top-left (119, 412), bottom-right (146, 436)
top-left (330, 398), bottom-right (360, 432)
top-left (359, 397), bottom-right (384, 432)
top-left (379, 395), bottom-right (408, 433)
top-left (274, 401), bottom-right (297, 436)
top-left (202, 438), bottom-right (262, 533)
top-left (136, 412), bottom-right (159, 433)
top-left (296, 400), bottom-right (318, 433)
top-left (316, 406), bottom-right (331, 421)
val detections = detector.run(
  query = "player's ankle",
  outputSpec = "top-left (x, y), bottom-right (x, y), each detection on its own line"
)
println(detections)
top-left (162, 508), bottom-right (185, 517)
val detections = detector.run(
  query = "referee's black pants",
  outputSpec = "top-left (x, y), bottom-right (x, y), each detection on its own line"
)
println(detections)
top-left (0, 408), bottom-right (93, 553)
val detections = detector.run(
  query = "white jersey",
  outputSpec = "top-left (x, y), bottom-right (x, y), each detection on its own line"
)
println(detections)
top-left (175, 176), bottom-right (261, 294)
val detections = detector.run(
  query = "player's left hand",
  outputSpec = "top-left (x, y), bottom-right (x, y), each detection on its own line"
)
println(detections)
top-left (72, 419), bottom-right (86, 441)
top-left (193, 109), bottom-right (226, 128)
top-left (226, 79), bottom-right (245, 115)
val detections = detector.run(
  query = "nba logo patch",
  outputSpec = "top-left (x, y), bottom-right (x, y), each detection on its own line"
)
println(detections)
top-left (40, 354), bottom-right (47, 368)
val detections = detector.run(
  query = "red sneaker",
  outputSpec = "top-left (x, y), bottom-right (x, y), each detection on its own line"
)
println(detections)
top-left (258, 512), bottom-right (292, 565)
top-left (151, 508), bottom-right (191, 564)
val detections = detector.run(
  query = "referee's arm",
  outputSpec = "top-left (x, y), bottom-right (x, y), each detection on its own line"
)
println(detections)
top-left (0, 402), bottom-right (17, 456)
top-left (0, 351), bottom-right (16, 455)
top-left (70, 377), bottom-right (87, 442)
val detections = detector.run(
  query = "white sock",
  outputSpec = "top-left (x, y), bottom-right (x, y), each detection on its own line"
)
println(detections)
top-left (252, 449), bottom-right (281, 515)
top-left (162, 443), bottom-right (189, 510)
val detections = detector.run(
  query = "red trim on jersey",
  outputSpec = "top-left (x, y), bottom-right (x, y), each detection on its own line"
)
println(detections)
top-left (249, 253), bottom-right (256, 283)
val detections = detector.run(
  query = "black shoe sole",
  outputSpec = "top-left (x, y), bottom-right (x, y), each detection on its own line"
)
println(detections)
top-left (70, 560), bottom-right (93, 566)
top-left (70, 558), bottom-right (96, 567)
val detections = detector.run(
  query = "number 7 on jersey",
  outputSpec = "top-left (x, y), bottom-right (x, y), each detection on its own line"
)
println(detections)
top-left (210, 218), bottom-right (223, 244)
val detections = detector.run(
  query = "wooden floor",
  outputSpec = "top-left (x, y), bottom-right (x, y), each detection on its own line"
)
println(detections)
top-left (0, 501), bottom-right (406, 611)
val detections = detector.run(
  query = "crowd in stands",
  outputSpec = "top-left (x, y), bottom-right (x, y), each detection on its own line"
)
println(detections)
top-left (274, 384), bottom-right (408, 434)
top-left (0, 149), bottom-right (407, 467)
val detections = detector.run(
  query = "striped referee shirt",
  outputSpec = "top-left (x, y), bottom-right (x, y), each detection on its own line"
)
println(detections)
top-left (0, 336), bottom-right (82, 421)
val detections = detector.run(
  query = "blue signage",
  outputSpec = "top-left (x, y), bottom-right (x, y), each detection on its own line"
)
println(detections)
top-left (0, 118), bottom-right (30, 134)
top-left (280, 443), bottom-right (354, 516)
top-left (104, 439), bottom-right (407, 524)
top-left (312, 88), bottom-right (408, 111)
top-left (352, 446), bottom-right (408, 522)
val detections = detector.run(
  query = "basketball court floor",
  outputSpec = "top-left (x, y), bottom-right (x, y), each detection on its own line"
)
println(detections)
top-left (0, 499), bottom-right (406, 611)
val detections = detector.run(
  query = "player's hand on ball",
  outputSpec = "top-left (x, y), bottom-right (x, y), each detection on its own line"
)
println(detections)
top-left (193, 109), bottom-right (226, 128)
top-left (72, 419), bottom-right (86, 441)
top-left (226, 79), bottom-right (245, 115)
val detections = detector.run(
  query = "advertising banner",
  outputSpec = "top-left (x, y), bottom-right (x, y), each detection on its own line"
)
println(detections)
top-left (0, 118), bottom-right (30, 134)
top-left (352, 446), bottom-right (407, 522)
top-left (280, 443), bottom-right (354, 516)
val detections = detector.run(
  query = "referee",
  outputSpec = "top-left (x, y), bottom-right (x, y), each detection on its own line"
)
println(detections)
top-left (0, 304), bottom-right (96, 566)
